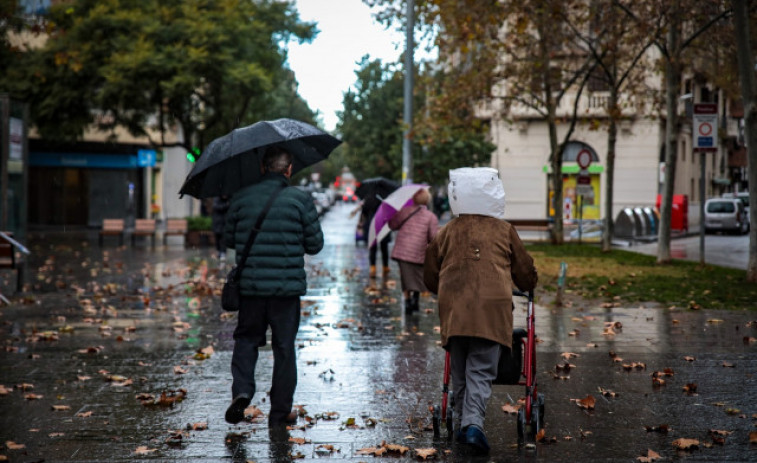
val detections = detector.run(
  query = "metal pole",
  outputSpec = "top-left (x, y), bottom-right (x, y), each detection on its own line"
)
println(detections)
top-left (699, 151), bottom-right (705, 264)
top-left (402, 0), bottom-right (414, 185)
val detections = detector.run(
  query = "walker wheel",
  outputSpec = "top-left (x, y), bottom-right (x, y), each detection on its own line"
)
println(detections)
top-left (432, 406), bottom-right (441, 439)
top-left (445, 406), bottom-right (454, 441)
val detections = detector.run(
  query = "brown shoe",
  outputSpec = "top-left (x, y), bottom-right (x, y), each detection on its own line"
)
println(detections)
top-left (369, 265), bottom-right (376, 278)
top-left (382, 266), bottom-right (390, 276)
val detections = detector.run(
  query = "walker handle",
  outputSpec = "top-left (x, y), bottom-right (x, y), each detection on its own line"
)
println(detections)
top-left (512, 289), bottom-right (534, 301)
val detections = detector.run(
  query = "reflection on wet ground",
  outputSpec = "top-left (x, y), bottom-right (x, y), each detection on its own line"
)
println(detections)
top-left (0, 203), bottom-right (755, 462)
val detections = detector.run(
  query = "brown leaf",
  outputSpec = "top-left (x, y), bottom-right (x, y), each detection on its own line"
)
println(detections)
top-left (682, 383), bottom-right (697, 394)
top-left (76, 411), bottom-right (93, 418)
top-left (289, 437), bottom-right (310, 445)
top-left (415, 448), bottom-right (437, 460)
top-left (134, 446), bottom-right (158, 455)
top-left (672, 438), bottom-right (699, 450)
top-left (683, 356), bottom-right (696, 362)
top-left (51, 405), bottom-right (71, 411)
top-left (571, 395), bottom-right (595, 410)
top-left (190, 422), bottom-right (207, 431)
top-left (0, 385), bottom-right (10, 395)
top-left (722, 362), bottom-right (736, 368)
top-left (502, 403), bottom-right (520, 414)
top-left (535, 428), bottom-right (546, 442)
top-left (24, 393), bottom-right (43, 400)
top-left (5, 441), bottom-right (25, 450)
top-left (384, 443), bottom-right (410, 454)
top-left (749, 431), bottom-right (757, 444)
top-left (637, 448), bottom-right (662, 462)
top-left (561, 352), bottom-right (579, 359)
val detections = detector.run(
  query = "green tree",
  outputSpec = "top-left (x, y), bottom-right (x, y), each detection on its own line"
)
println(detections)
top-left (0, 0), bottom-right (316, 154)
top-left (337, 56), bottom-right (405, 182)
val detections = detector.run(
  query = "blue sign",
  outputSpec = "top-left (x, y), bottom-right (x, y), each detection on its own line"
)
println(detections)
top-left (697, 137), bottom-right (713, 147)
top-left (137, 149), bottom-right (157, 167)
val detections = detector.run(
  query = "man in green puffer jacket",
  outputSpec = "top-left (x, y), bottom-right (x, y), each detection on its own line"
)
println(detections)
top-left (223, 146), bottom-right (324, 427)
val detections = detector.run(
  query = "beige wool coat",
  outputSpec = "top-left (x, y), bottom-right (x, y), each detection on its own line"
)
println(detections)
top-left (424, 215), bottom-right (538, 349)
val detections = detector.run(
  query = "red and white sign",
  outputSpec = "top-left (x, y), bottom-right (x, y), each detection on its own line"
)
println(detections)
top-left (693, 103), bottom-right (717, 152)
top-left (576, 149), bottom-right (592, 169)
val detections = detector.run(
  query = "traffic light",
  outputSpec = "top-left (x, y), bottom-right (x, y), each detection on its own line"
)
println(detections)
top-left (186, 147), bottom-right (200, 163)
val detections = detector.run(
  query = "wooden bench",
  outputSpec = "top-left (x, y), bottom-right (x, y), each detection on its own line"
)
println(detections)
top-left (163, 219), bottom-right (188, 245)
top-left (99, 219), bottom-right (125, 246)
top-left (131, 219), bottom-right (157, 247)
top-left (508, 219), bottom-right (554, 241)
top-left (0, 232), bottom-right (25, 293)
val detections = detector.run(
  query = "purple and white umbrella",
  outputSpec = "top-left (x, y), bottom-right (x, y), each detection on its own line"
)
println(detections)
top-left (367, 184), bottom-right (429, 246)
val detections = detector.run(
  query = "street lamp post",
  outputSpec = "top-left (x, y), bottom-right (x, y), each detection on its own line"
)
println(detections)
top-left (402, 0), bottom-right (414, 185)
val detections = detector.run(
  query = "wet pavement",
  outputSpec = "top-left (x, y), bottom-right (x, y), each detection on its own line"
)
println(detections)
top-left (1, 203), bottom-right (756, 462)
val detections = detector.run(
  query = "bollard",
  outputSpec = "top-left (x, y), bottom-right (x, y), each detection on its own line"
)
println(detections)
top-left (556, 262), bottom-right (567, 306)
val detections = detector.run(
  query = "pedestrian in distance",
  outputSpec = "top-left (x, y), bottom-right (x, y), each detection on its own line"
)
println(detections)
top-left (212, 195), bottom-right (230, 260)
top-left (423, 174), bottom-right (538, 455)
top-left (388, 187), bottom-right (438, 313)
top-left (352, 195), bottom-right (391, 278)
top-left (223, 145), bottom-right (324, 428)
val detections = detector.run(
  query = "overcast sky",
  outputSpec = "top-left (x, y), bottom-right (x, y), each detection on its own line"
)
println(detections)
top-left (286, 0), bottom-right (408, 132)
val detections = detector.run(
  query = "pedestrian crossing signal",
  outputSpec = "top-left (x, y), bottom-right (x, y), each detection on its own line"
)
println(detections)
top-left (186, 147), bottom-right (200, 163)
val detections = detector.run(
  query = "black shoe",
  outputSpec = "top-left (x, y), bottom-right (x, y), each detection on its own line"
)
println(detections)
top-left (225, 396), bottom-right (251, 424)
top-left (410, 291), bottom-right (420, 312)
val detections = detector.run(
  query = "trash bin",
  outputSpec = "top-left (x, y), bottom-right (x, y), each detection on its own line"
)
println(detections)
top-left (655, 194), bottom-right (688, 232)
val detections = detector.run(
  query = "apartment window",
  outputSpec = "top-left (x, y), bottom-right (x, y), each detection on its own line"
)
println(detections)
top-left (691, 178), bottom-right (695, 201)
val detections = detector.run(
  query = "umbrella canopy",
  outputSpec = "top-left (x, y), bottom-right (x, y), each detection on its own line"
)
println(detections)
top-left (355, 177), bottom-right (400, 201)
top-left (367, 184), bottom-right (429, 246)
top-left (179, 118), bottom-right (341, 199)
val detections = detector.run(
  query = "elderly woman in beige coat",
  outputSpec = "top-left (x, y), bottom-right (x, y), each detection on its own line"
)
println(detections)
top-left (424, 169), bottom-right (537, 455)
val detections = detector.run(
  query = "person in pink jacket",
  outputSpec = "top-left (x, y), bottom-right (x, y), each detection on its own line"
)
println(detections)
top-left (388, 188), bottom-right (439, 313)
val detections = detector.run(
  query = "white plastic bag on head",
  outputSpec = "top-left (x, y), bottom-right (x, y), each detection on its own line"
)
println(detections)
top-left (448, 167), bottom-right (506, 219)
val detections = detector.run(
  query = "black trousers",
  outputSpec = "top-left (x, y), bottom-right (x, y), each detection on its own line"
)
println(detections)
top-left (231, 295), bottom-right (300, 423)
top-left (369, 236), bottom-right (390, 267)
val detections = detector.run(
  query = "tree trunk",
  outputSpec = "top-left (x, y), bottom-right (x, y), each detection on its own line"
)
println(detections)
top-left (732, 0), bottom-right (757, 281)
top-left (602, 86), bottom-right (618, 251)
top-left (656, 4), bottom-right (681, 264)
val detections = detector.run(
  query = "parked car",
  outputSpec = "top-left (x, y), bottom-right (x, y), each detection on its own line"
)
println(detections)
top-left (722, 191), bottom-right (750, 223)
top-left (704, 198), bottom-right (749, 234)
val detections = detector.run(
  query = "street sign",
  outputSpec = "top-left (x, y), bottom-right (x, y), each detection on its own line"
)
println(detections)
top-left (137, 149), bottom-right (157, 167)
top-left (576, 148), bottom-right (592, 169)
top-left (693, 103), bottom-right (718, 152)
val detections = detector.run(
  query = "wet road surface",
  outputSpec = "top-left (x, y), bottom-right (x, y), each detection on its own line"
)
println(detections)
top-left (1, 203), bottom-right (756, 462)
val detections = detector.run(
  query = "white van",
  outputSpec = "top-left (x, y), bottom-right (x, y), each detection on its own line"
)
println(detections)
top-left (704, 198), bottom-right (749, 234)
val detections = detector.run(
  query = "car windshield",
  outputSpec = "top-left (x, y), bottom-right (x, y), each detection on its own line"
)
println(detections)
top-left (707, 201), bottom-right (735, 213)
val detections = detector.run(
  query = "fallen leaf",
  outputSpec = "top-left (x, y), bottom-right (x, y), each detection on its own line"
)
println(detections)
top-left (672, 438), bottom-right (699, 450)
top-left (682, 383), bottom-right (697, 394)
top-left (722, 362), bottom-right (736, 368)
top-left (749, 431), bottom-right (757, 444)
top-left (637, 448), bottom-right (662, 462)
top-left (134, 446), bottom-right (158, 455)
top-left (683, 356), bottom-right (696, 362)
top-left (76, 411), bottom-right (93, 418)
top-left (571, 395), bottom-right (595, 410)
top-left (24, 393), bottom-right (43, 400)
top-left (190, 422), bottom-right (207, 431)
top-left (561, 352), bottom-right (579, 359)
top-left (415, 448), bottom-right (437, 460)
top-left (5, 441), bottom-right (25, 450)
top-left (535, 428), bottom-right (546, 442)
top-left (289, 437), bottom-right (311, 445)
top-left (502, 403), bottom-right (520, 414)
top-left (51, 405), bottom-right (71, 411)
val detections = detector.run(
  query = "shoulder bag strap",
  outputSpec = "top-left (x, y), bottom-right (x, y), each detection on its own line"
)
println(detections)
top-left (397, 206), bottom-right (422, 229)
top-left (233, 185), bottom-right (286, 282)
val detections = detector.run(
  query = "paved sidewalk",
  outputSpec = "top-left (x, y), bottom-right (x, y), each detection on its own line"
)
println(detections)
top-left (0, 204), bottom-right (755, 462)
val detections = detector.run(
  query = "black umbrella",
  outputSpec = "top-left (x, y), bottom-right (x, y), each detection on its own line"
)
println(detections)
top-left (355, 177), bottom-right (400, 201)
top-left (179, 118), bottom-right (341, 199)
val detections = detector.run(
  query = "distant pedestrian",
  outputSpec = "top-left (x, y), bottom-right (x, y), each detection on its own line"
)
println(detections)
top-left (223, 146), bottom-right (324, 428)
top-left (212, 195), bottom-right (230, 260)
top-left (433, 188), bottom-right (448, 220)
top-left (355, 195), bottom-right (391, 278)
top-left (388, 188), bottom-right (438, 313)
top-left (423, 185), bottom-right (538, 455)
